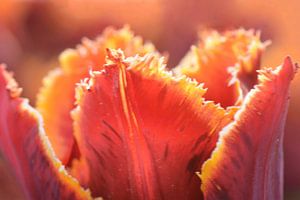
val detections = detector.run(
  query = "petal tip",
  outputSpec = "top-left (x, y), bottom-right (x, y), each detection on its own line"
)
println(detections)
top-left (281, 56), bottom-right (297, 80)
top-left (105, 48), bottom-right (125, 63)
top-left (0, 65), bottom-right (22, 98)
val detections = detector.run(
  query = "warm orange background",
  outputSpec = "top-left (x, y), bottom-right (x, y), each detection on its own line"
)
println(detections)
top-left (0, 0), bottom-right (299, 199)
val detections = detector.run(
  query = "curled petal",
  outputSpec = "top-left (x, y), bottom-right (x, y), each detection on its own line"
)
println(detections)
top-left (174, 29), bottom-right (267, 107)
top-left (36, 26), bottom-right (157, 165)
top-left (36, 69), bottom-right (82, 165)
top-left (0, 65), bottom-right (91, 200)
top-left (200, 57), bottom-right (297, 200)
top-left (72, 49), bottom-right (235, 199)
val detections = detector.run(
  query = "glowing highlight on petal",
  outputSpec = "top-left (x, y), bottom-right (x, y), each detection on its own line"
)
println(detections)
top-left (36, 26), bottom-right (158, 165)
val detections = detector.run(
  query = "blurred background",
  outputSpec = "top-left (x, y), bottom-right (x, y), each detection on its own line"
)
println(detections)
top-left (0, 0), bottom-right (299, 199)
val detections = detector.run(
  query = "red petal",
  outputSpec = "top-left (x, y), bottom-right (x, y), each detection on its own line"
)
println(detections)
top-left (0, 65), bottom-right (91, 200)
top-left (200, 57), bottom-right (297, 200)
top-left (36, 26), bottom-right (157, 165)
top-left (174, 29), bottom-right (266, 107)
top-left (72, 49), bottom-right (235, 199)
top-left (0, 158), bottom-right (25, 199)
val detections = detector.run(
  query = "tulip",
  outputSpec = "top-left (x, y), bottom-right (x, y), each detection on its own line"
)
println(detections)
top-left (0, 27), bottom-right (297, 200)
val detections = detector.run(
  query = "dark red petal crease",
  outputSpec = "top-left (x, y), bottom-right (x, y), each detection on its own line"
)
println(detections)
top-left (0, 65), bottom-right (91, 200)
top-left (71, 49), bottom-right (235, 199)
top-left (200, 57), bottom-right (297, 200)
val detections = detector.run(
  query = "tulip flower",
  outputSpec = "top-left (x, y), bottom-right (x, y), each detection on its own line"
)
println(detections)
top-left (0, 27), bottom-right (297, 200)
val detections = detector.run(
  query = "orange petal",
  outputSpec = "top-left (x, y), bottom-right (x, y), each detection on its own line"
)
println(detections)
top-left (200, 57), bottom-right (297, 200)
top-left (60, 25), bottom-right (156, 74)
top-left (37, 69), bottom-right (82, 165)
top-left (72, 49), bottom-right (235, 199)
top-left (36, 26), bottom-right (158, 165)
top-left (174, 29), bottom-right (267, 107)
top-left (0, 65), bottom-right (92, 200)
